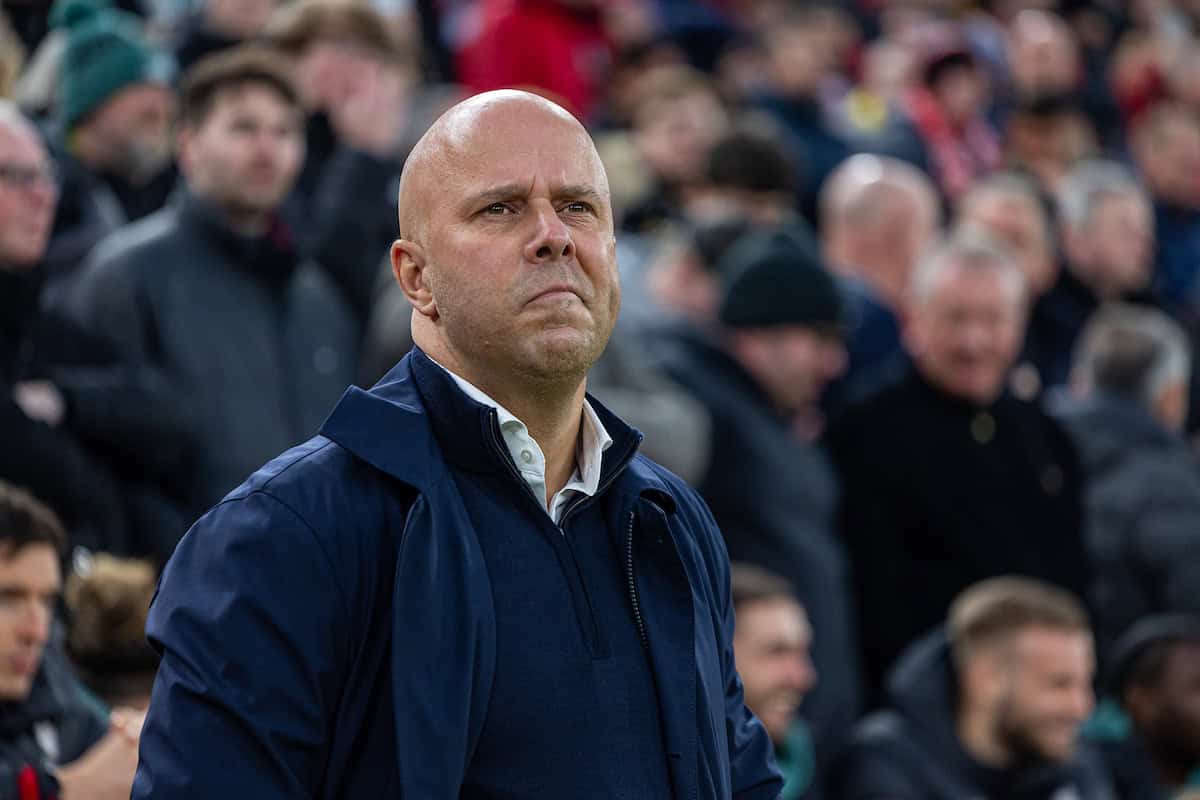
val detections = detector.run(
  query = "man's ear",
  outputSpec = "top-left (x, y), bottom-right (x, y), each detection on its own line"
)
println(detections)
top-left (392, 239), bottom-right (437, 320)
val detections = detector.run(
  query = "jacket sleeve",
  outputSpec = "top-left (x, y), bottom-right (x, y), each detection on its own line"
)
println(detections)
top-left (132, 490), bottom-right (348, 798)
top-left (701, 501), bottom-right (783, 800)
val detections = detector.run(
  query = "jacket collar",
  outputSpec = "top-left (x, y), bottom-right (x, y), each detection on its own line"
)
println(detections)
top-left (320, 348), bottom-right (673, 507)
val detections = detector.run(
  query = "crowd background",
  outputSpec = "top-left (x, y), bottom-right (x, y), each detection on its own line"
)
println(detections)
top-left (4, 0), bottom-right (1200, 797)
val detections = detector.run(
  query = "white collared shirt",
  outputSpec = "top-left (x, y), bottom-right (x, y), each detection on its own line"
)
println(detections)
top-left (432, 360), bottom-right (613, 524)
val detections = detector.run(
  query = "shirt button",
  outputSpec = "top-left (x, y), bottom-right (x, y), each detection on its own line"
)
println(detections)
top-left (520, 450), bottom-right (534, 464)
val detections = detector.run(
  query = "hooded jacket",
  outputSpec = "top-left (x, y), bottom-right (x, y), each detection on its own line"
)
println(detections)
top-left (830, 630), bottom-right (1116, 800)
top-left (132, 348), bottom-right (783, 799)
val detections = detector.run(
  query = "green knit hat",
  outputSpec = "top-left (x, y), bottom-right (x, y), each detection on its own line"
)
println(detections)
top-left (51, 0), bottom-right (175, 131)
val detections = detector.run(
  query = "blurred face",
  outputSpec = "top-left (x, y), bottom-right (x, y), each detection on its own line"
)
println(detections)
top-left (1079, 193), bottom-right (1154, 296)
top-left (179, 83), bottom-right (304, 221)
top-left (80, 83), bottom-right (173, 183)
top-left (0, 544), bottom-right (60, 702)
top-left (395, 98), bottom-right (621, 388)
top-left (765, 24), bottom-right (831, 98)
top-left (907, 261), bottom-right (1026, 405)
top-left (960, 193), bottom-right (1056, 296)
top-left (0, 123), bottom-right (58, 269)
top-left (634, 88), bottom-right (728, 186)
top-left (1008, 11), bottom-right (1080, 94)
top-left (204, 0), bottom-right (278, 38)
top-left (734, 599), bottom-right (817, 745)
top-left (295, 39), bottom-right (389, 112)
top-left (933, 65), bottom-right (988, 126)
top-left (736, 326), bottom-right (847, 414)
top-left (1132, 643), bottom-right (1200, 768)
top-left (992, 628), bottom-right (1096, 764)
top-left (1138, 114), bottom-right (1200, 209)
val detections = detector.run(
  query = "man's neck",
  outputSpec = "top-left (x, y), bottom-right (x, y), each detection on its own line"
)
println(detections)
top-left (429, 344), bottom-right (587, 499)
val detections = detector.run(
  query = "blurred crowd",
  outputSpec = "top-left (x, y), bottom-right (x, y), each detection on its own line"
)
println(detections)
top-left (3, 0), bottom-right (1200, 797)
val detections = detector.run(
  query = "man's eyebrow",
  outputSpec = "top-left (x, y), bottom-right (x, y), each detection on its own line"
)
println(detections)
top-left (553, 185), bottom-right (607, 205)
top-left (461, 183), bottom-right (607, 211)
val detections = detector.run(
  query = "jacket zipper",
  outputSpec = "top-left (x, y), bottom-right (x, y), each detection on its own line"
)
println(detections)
top-left (624, 510), bottom-right (649, 652)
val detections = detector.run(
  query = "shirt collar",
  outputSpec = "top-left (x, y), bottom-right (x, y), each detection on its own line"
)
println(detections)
top-left (428, 357), bottom-right (613, 512)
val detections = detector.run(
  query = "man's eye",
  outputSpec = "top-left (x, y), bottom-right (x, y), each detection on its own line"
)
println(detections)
top-left (483, 203), bottom-right (512, 215)
top-left (563, 202), bottom-right (592, 214)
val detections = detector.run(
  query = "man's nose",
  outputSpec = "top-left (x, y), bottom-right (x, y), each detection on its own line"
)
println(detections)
top-left (16, 601), bottom-right (50, 645)
top-left (787, 654), bottom-right (817, 694)
top-left (525, 203), bottom-right (574, 263)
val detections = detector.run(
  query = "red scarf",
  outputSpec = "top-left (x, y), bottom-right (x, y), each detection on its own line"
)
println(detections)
top-left (905, 88), bottom-right (1001, 200)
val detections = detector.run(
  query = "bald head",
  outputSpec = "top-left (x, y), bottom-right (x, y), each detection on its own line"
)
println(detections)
top-left (398, 91), bottom-right (608, 243)
top-left (820, 154), bottom-right (939, 309)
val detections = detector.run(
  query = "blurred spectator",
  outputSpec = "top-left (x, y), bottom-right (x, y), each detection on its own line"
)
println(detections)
top-left (43, 0), bottom-right (176, 292)
top-left (656, 229), bottom-right (861, 760)
top-left (750, 5), bottom-right (852, 218)
top-left (890, 24), bottom-right (1001, 202)
top-left (173, 0), bottom-right (281, 73)
top-left (820, 154), bottom-right (940, 408)
top-left (825, 232), bottom-right (1088, 699)
top-left (0, 100), bottom-right (191, 559)
top-left (685, 120), bottom-right (803, 228)
top-left (829, 38), bottom-right (918, 156)
top-left (59, 47), bottom-right (357, 513)
top-left (731, 563), bottom-right (819, 800)
top-left (621, 65), bottom-right (729, 235)
top-left (1005, 10), bottom-right (1083, 103)
top-left (0, 481), bottom-right (143, 800)
top-left (1131, 103), bottom-right (1200, 314)
top-left (0, 10), bottom-right (26, 100)
top-left (456, 0), bottom-right (612, 122)
top-left (266, 0), bottom-right (438, 321)
top-left (830, 577), bottom-right (1117, 799)
top-left (644, 216), bottom-right (751, 329)
top-left (1055, 305), bottom-right (1200, 658)
top-left (1104, 615), bottom-right (1200, 795)
top-left (1002, 92), bottom-right (1098, 197)
top-left (1041, 160), bottom-right (1156, 388)
top-left (64, 553), bottom-right (158, 709)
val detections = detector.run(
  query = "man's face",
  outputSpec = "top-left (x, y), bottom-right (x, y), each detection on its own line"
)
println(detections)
top-left (907, 263), bottom-right (1026, 405)
top-left (0, 124), bottom-right (58, 269)
top-left (634, 88), bottom-right (727, 186)
top-left (1139, 115), bottom-right (1200, 209)
top-left (1079, 193), bottom-right (1154, 295)
top-left (404, 105), bottom-right (621, 385)
top-left (0, 544), bottom-right (61, 701)
top-left (82, 83), bottom-right (174, 184)
top-left (933, 65), bottom-right (988, 126)
top-left (992, 628), bottom-right (1095, 764)
top-left (959, 193), bottom-right (1056, 296)
top-left (1133, 642), bottom-right (1200, 767)
top-left (734, 598), bottom-right (817, 745)
top-left (740, 326), bottom-right (846, 414)
top-left (179, 84), bottom-right (304, 219)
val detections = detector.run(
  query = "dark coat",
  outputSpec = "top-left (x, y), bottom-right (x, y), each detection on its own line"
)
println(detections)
top-left (657, 325), bottom-right (861, 757)
top-left (825, 365), bottom-right (1088, 699)
top-left (132, 349), bottom-right (783, 799)
top-left (0, 642), bottom-right (108, 800)
top-left (59, 190), bottom-right (358, 512)
top-left (829, 630), bottom-right (1118, 800)
top-left (1055, 393), bottom-right (1200, 655)
top-left (0, 268), bottom-right (192, 559)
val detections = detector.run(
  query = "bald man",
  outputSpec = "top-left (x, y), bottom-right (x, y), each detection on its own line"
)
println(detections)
top-left (132, 90), bottom-right (783, 800)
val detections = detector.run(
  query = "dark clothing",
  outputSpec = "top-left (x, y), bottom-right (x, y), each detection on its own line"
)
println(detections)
top-left (752, 94), bottom-right (849, 220)
top-left (1151, 201), bottom-right (1200, 314)
top-left (824, 275), bottom-right (903, 418)
top-left (0, 643), bottom-right (108, 800)
top-left (133, 348), bottom-right (782, 799)
top-left (59, 190), bottom-right (357, 512)
top-left (825, 365), bottom-right (1088, 699)
top-left (43, 143), bottom-right (175, 296)
top-left (0, 268), bottom-right (192, 558)
top-left (830, 630), bottom-right (1118, 800)
top-left (171, 14), bottom-right (239, 73)
top-left (1054, 393), bottom-right (1200, 656)
top-left (657, 324), bottom-right (861, 758)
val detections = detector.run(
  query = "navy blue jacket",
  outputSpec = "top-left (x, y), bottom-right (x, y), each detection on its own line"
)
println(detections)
top-left (132, 348), bottom-right (782, 799)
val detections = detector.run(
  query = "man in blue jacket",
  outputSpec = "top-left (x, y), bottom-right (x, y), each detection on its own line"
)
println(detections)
top-left (131, 89), bottom-right (783, 799)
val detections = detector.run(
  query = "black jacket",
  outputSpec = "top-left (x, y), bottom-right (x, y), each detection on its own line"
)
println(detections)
top-left (59, 190), bottom-right (358, 512)
top-left (1055, 393), bottom-right (1200, 656)
top-left (0, 268), bottom-right (192, 559)
top-left (0, 642), bottom-right (108, 800)
top-left (657, 325), bottom-right (861, 758)
top-left (830, 630), bottom-right (1118, 800)
top-left (825, 365), bottom-right (1088, 700)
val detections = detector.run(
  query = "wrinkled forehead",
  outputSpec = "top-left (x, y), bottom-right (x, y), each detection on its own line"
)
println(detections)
top-left (439, 109), bottom-right (610, 198)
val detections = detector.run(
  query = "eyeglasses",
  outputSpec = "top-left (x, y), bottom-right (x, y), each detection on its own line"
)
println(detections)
top-left (0, 161), bottom-right (59, 192)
